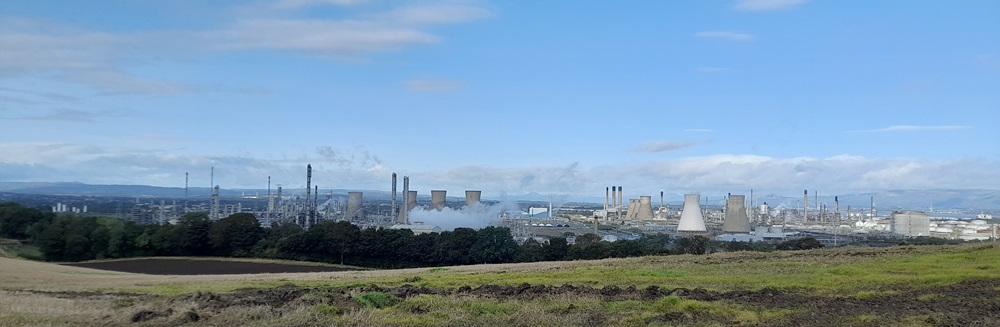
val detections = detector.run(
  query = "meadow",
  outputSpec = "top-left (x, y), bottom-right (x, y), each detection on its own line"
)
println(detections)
top-left (1, 243), bottom-right (998, 326)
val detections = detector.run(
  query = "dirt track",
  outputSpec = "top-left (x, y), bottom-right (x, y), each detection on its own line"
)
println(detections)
top-left (64, 258), bottom-right (359, 275)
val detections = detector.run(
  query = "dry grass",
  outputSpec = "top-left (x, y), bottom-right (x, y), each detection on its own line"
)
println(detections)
top-left (1, 243), bottom-right (998, 326)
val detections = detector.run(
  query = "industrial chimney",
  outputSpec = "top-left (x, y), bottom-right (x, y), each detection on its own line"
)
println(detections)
top-left (397, 176), bottom-right (410, 224)
top-left (465, 190), bottom-right (481, 206)
top-left (803, 190), bottom-right (809, 222)
top-left (722, 195), bottom-right (751, 233)
top-left (431, 190), bottom-right (447, 210)
top-left (678, 194), bottom-right (707, 232)
top-left (391, 173), bottom-right (397, 218)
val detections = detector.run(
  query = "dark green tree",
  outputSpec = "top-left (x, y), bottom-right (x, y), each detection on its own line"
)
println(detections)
top-left (210, 213), bottom-right (264, 257)
top-left (176, 213), bottom-right (212, 256)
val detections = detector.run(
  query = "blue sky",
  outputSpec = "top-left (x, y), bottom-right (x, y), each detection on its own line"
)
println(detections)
top-left (1, 0), bottom-right (998, 199)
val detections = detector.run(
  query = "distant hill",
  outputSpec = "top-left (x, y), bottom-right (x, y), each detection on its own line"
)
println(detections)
top-left (0, 182), bottom-right (997, 210)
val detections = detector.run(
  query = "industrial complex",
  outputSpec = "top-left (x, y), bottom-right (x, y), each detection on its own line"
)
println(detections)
top-left (34, 164), bottom-right (1000, 246)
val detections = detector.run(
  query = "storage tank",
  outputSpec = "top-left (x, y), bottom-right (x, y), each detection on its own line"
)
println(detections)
top-left (678, 194), bottom-right (707, 232)
top-left (723, 195), bottom-right (751, 233)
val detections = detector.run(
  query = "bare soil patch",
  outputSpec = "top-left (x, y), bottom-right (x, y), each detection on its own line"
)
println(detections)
top-left (64, 258), bottom-right (359, 275)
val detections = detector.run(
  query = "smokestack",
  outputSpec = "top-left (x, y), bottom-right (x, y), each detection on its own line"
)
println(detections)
top-left (431, 190), bottom-right (447, 210)
top-left (611, 186), bottom-right (617, 209)
top-left (391, 173), bottom-right (397, 218)
top-left (804, 190), bottom-right (809, 222)
top-left (211, 185), bottom-right (220, 220)
top-left (660, 191), bottom-right (664, 209)
top-left (184, 172), bottom-right (189, 213)
top-left (618, 186), bottom-right (625, 218)
top-left (678, 194), bottom-right (707, 232)
top-left (267, 176), bottom-right (272, 222)
top-left (397, 176), bottom-right (410, 224)
top-left (346, 192), bottom-right (363, 220)
top-left (306, 164), bottom-right (312, 220)
top-left (835, 196), bottom-right (840, 222)
top-left (722, 195), bottom-right (751, 233)
top-left (605, 187), bottom-right (610, 211)
top-left (465, 190), bottom-right (481, 206)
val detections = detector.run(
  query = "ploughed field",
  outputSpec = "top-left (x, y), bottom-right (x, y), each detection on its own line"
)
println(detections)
top-left (64, 258), bottom-right (360, 275)
top-left (2, 243), bottom-right (999, 326)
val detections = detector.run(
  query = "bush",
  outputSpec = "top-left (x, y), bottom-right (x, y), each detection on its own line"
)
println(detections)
top-left (354, 292), bottom-right (400, 309)
top-left (314, 303), bottom-right (344, 315)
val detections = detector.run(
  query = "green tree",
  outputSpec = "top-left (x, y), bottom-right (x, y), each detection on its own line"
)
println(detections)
top-left (210, 213), bottom-right (264, 257)
top-left (177, 213), bottom-right (212, 256)
top-left (0, 202), bottom-right (53, 239)
top-left (470, 226), bottom-right (520, 264)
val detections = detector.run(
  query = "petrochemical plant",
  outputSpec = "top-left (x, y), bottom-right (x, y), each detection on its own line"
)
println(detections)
top-left (39, 164), bottom-right (999, 245)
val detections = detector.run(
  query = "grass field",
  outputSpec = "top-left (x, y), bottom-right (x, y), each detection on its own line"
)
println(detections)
top-left (1, 243), bottom-right (998, 326)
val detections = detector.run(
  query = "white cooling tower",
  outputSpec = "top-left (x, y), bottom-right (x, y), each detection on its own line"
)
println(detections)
top-left (678, 194), bottom-right (707, 232)
top-left (723, 195), bottom-right (751, 233)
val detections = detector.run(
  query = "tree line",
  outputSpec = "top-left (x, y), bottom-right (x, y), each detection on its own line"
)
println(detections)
top-left (0, 202), bottom-right (823, 267)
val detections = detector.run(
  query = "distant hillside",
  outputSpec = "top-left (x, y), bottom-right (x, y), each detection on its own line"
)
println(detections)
top-left (0, 182), bottom-right (997, 210)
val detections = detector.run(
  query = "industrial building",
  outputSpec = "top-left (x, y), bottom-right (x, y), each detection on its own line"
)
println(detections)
top-left (892, 211), bottom-right (931, 237)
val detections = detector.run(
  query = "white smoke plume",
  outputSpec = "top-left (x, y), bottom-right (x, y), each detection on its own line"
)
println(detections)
top-left (405, 201), bottom-right (521, 231)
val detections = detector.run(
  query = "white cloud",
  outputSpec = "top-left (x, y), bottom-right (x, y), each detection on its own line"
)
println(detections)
top-left (380, 4), bottom-right (493, 25)
top-left (849, 125), bottom-right (971, 133)
top-left (694, 31), bottom-right (754, 42)
top-left (404, 79), bottom-right (463, 91)
top-left (3, 142), bottom-right (996, 198)
top-left (734, 0), bottom-right (808, 11)
top-left (0, 2), bottom-right (492, 93)
top-left (634, 141), bottom-right (699, 153)
top-left (270, 0), bottom-right (368, 10)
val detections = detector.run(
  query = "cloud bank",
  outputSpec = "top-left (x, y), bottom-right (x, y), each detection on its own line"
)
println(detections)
top-left (1, 142), bottom-right (997, 198)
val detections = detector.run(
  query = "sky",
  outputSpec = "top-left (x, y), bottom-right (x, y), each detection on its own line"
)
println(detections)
top-left (1, 0), bottom-right (998, 200)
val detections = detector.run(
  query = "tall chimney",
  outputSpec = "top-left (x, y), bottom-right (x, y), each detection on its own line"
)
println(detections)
top-left (605, 187), bottom-right (610, 211)
top-left (611, 186), bottom-right (617, 210)
top-left (618, 186), bottom-right (623, 219)
top-left (184, 172), bottom-right (189, 213)
top-left (391, 173), bottom-right (397, 218)
top-left (306, 164), bottom-right (312, 222)
top-left (803, 190), bottom-right (808, 222)
top-left (314, 185), bottom-right (318, 224)
top-left (834, 196), bottom-right (840, 223)
top-left (398, 176), bottom-right (410, 224)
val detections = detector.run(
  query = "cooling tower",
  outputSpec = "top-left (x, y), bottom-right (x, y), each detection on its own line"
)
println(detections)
top-left (677, 194), bottom-right (707, 232)
top-left (346, 192), bottom-right (363, 220)
top-left (636, 196), bottom-right (654, 220)
top-left (407, 191), bottom-right (417, 209)
top-left (723, 195), bottom-right (751, 233)
top-left (431, 190), bottom-right (446, 210)
top-left (465, 190), bottom-right (481, 206)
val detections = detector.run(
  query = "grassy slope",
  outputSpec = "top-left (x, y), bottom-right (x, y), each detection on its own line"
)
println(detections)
top-left (1, 243), bottom-right (998, 326)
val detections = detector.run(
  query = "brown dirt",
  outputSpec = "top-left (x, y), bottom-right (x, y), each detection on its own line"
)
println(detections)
top-left (63, 258), bottom-right (359, 275)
